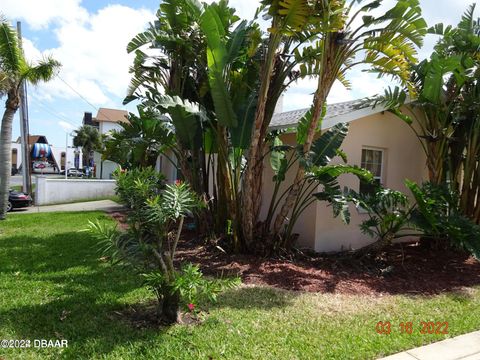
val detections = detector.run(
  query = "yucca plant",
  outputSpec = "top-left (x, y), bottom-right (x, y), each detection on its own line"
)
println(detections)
top-left (87, 179), bottom-right (203, 324)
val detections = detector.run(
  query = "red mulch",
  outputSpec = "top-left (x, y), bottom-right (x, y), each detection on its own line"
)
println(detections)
top-left (175, 239), bottom-right (480, 296)
top-left (107, 212), bottom-right (480, 296)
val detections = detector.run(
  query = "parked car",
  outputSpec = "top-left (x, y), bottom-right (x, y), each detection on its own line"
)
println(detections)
top-left (7, 190), bottom-right (32, 212)
top-left (60, 168), bottom-right (85, 177)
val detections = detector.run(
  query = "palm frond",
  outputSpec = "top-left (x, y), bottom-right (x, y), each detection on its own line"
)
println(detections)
top-left (0, 19), bottom-right (22, 74)
top-left (21, 56), bottom-right (61, 85)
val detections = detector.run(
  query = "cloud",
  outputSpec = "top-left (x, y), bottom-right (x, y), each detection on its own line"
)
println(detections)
top-left (19, 4), bottom-right (155, 107)
top-left (58, 120), bottom-right (76, 132)
top-left (1, 0), bottom-right (88, 30)
top-left (203, 0), bottom-right (260, 20)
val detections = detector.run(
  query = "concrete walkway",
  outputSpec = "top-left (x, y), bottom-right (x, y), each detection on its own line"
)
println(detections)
top-left (11, 200), bottom-right (124, 214)
top-left (380, 331), bottom-right (480, 360)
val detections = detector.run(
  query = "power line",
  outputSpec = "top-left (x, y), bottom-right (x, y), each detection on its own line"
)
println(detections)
top-left (29, 96), bottom-right (78, 129)
top-left (57, 74), bottom-right (117, 123)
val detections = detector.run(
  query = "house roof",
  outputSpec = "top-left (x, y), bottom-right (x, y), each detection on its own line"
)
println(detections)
top-left (16, 135), bottom-right (48, 145)
top-left (270, 98), bottom-right (387, 131)
top-left (94, 108), bottom-right (129, 123)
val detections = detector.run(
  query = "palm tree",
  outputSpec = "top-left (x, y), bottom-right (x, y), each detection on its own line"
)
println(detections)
top-left (72, 125), bottom-right (102, 169)
top-left (102, 107), bottom-right (173, 169)
top-left (0, 17), bottom-right (60, 219)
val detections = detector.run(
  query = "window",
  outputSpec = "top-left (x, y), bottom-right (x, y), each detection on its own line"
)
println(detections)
top-left (12, 149), bottom-right (18, 168)
top-left (60, 152), bottom-right (66, 170)
top-left (360, 148), bottom-right (384, 195)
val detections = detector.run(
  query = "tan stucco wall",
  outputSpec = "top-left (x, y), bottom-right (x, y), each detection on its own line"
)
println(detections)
top-left (314, 111), bottom-right (428, 252)
top-left (260, 135), bottom-right (317, 249)
top-left (260, 110), bottom-right (428, 252)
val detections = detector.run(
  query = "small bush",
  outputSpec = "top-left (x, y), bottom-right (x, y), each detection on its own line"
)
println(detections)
top-left (87, 168), bottom-right (236, 323)
top-left (113, 167), bottom-right (165, 210)
top-left (407, 181), bottom-right (480, 259)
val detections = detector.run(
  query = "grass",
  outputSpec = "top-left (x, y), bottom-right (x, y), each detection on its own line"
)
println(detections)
top-left (11, 184), bottom-right (36, 193)
top-left (0, 212), bottom-right (479, 359)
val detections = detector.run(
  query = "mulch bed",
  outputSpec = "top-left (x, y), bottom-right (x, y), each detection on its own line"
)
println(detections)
top-left (107, 212), bottom-right (480, 296)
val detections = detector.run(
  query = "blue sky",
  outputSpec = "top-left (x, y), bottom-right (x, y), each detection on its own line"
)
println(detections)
top-left (3, 0), bottom-right (476, 146)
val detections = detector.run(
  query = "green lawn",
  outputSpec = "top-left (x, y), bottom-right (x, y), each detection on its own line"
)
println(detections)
top-left (0, 212), bottom-right (479, 359)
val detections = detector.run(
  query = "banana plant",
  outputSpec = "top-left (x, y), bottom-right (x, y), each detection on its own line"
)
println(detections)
top-left (265, 120), bottom-right (373, 248)
top-left (370, 4), bottom-right (480, 223)
top-left (272, 0), bottom-right (428, 239)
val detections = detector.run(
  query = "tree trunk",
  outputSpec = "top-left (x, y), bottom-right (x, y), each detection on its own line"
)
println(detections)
top-left (272, 83), bottom-right (331, 236)
top-left (241, 30), bottom-right (282, 249)
top-left (156, 289), bottom-right (180, 324)
top-left (271, 30), bottom-right (338, 240)
top-left (0, 91), bottom-right (20, 220)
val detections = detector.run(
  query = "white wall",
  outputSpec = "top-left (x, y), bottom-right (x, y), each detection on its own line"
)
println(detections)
top-left (93, 152), bottom-right (120, 179)
top-left (99, 122), bottom-right (123, 135)
top-left (35, 176), bottom-right (116, 205)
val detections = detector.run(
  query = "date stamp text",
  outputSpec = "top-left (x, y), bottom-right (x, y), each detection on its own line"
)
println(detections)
top-left (375, 321), bottom-right (449, 335)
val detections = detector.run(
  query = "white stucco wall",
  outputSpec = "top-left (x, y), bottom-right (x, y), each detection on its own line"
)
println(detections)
top-left (313, 111), bottom-right (427, 252)
top-left (35, 176), bottom-right (116, 205)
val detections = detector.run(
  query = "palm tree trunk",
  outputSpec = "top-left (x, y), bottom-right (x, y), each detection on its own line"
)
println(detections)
top-left (272, 83), bottom-right (331, 236)
top-left (242, 30), bottom-right (282, 248)
top-left (272, 30), bottom-right (337, 240)
top-left (0, 92), bottom-right (20, 219)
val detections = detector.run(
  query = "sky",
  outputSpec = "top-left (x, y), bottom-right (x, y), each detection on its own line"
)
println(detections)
top-left (2, 0), bottom-right (477, 147)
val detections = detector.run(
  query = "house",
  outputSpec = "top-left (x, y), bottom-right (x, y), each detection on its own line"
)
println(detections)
top-left (154, 98), bottom-right (426, 253)
top-left (83, 108), bottom-right (128, 179)
top-left (266, 99), bottom-right (427, 252)
top-left (11, 135), bottom-right (82, 174)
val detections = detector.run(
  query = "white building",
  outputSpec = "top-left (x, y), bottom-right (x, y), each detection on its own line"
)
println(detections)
top-left (82, 108), bottom-right (128, 179)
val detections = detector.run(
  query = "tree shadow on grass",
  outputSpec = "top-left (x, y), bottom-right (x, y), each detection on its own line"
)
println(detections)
top-left (0, 290), bottom-right (168, 359)
top-left (0, 229), bottom-right (168, 358)
top-left (0, 232), bottom-right (109, 274)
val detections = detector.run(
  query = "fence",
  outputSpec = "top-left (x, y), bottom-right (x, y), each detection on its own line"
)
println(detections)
top-left (35, 176), bottom-right (116, 206)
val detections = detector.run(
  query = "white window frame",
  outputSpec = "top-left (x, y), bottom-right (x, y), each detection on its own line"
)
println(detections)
top-left (357, 147), bottom-right (386, 214)
top-left (360, 147), bottom-right (385, 187)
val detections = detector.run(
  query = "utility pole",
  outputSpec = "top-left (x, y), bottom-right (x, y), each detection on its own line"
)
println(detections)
top-left (17, 21), bottom-right (32, 195)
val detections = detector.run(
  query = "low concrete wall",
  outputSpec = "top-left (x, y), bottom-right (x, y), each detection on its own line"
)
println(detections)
top-left (35, 176), bottom-right (116, 205)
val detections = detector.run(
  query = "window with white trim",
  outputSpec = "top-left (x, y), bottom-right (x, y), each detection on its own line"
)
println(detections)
top-left (360, 148), bottom-right (384, 195)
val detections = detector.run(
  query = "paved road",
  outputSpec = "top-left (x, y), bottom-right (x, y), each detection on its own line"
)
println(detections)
top-left (10, 200), bottom-right (124, 214)
top-left (380, 330), bottom-right (480, 360)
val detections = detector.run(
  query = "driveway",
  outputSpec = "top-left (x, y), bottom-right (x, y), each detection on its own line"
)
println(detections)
top-left (11, 200), bottom-right (124, 214)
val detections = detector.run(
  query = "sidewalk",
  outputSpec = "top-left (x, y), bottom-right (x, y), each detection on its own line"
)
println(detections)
top-left (380, 330), bottom-right (480, 360)
top-left (11, 200), bottom-right (124, 214)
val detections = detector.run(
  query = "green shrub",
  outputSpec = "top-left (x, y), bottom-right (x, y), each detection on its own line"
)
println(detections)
top-left (407, 181), bottom-right (480, 259)
top-left (346, 187), bottom-right (415, 254)
top-left (113, 167), bottom-right (165, 210)
top-left (88, 169), bottom-right (236, 323)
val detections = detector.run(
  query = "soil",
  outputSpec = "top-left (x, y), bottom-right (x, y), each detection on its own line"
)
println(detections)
top-left (107, 212), bottom-right (480, 296)
top-left (110, 302), bottom-right (202, 329)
